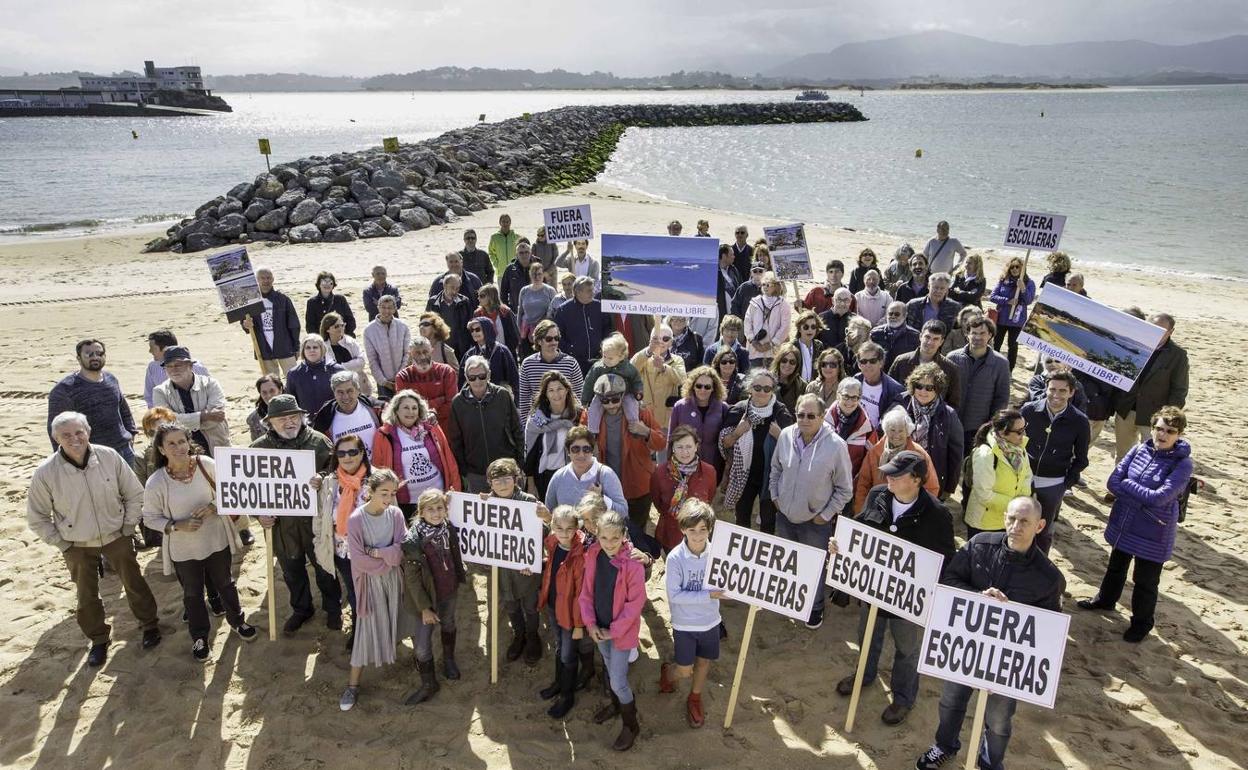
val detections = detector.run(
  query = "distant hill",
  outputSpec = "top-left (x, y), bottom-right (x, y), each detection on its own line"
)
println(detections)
top-left (204, 73), bottom-right (365, 91)
top-left (769, 31), bottom-right (1248, 80)
top-left (361, 67), bottom-right (754, 90)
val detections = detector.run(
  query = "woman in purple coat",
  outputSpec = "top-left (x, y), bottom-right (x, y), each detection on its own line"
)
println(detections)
top-left (1078, 406), bottom-right (1192, 643)
top-left (666, 366), bottom-right (728, 479)
top-left (987, 256), bottom-right (1036, 370)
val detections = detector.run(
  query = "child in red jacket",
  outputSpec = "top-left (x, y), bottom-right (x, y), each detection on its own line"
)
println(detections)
top-left (536, 505), bottom-right (586, 718)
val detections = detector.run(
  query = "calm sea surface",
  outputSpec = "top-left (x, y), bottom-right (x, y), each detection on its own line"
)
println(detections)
top-left (1, 87), bottom-right (1244, 277)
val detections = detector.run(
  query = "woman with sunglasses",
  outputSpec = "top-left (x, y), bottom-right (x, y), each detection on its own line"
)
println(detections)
top-left (518, 319), bottom-right (586, 425)
top-left (314, 433), bottom-right (372, 652)
top-left (544, 426), bottom-right (628, 515)
top-left (769, 343), bottom-right (806, 415)
top-left (1078, 407), bottom-right (1192, 643)
top-left (793, 310), bottom-right (825, 382)
top-left (631, 322), bottom-right (686, 432)
top-left (988, 256), bottom-right (1036, 369)
top-left (824, 378), bottom-right (877, 489)
top-left (524, 371), bottom-right (587, 500)
top-left (806, 348), bottom-right (846, 403)
top-left (370, 389), bottom-right (461, 521)
top-left (744, 271), bottom-right (792, 369)
top-left (849, 248), bottom-right (878, 294)
top-left (418, 312), bottom-right (459, 369)
top-left (321, 311), bottom-right (373, 398)
top-left (712, 348), bottom-right (745, 405)
top-left (668, 366), bottom-right (729, 478)
top-left (900, 364), bottom-right (964, 500)
top-left (720, 369), bottom-right (794, 534)
top-left (963, 408), bottom-right (1032, 538)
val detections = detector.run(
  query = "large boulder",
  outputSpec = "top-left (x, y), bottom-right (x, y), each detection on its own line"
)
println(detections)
top-left (288, 223), bottom-right (322, 244)
top-left (254, 178), bottom-right (285, 200)
top-left (185, 232), bottom-right (226, 252)
top-left (254, 207), bottom-right (288, 232)
top-left (350, 179), bottom-right (381, 202)
top-left (358, 220), bottom-right (388, 239)
top-left (371, 168), bottom-right (406, 191)
top-left (334, 202), bottom-right (364, 221)
top-left (276, 188), bottom-right (306, 209)
top-left (195, 196), bottom-right (225, 218)
top-left (361, 198), bottom-right (387, 217)
top-left (312, 209), bottom-right (340, 231)
top-left (306, 176), bottom-right (333, 192)
top-left (322, 225), bottom-right (358, 243)
top-left (212, 213), bottom-right (248, 239)
top-left (243, 198), bottom-right (274, 222)
top-left (399, 207), bottom-right (431, 231)
top-left (288, 198), bottom-right (322, 227)
top-left (227, 181), bottom-right (256, 203)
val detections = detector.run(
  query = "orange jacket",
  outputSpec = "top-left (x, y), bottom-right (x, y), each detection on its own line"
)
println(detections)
top-left (370, 421), bottom-right (462, 503)
top-left (594, 406), bottom-right (665, 499)
top-left (537, 530), bottom-right (587, 629)
top-left (853, 437), bottom-right (941, 513)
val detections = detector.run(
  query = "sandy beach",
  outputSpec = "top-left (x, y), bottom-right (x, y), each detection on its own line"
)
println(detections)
top-left (0, 183), bottom-right (1244, 770)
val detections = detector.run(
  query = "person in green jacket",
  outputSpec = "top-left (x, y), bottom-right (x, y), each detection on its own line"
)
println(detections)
top-left (488, 213), bottom-right (519, 283)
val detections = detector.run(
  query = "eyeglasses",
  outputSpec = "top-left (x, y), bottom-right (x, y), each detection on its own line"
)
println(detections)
top-left (779, 358), bottom-right (797, 366)
top-left (600, 395), bottom-right (622, 404)
top-left (543, 335), bottom-right (561, 343)
top-left (751, 384), bottom-right (774, 393)
top-left (335, 448), bottom-right (362, 458)
top-left (735, 230), bottom-right (747, 236)
top-left (569, 445), bottom-right (594, 454)
top-left (419, 321), bottom-right (433, 328)
top-left (796, 412), bottom-right (820, 420)
top-left (820, 361), bottom-right (840, 369)
top-left (656, 336), bottom-right (672, 343)
top-left (470, 327), bottom-right (484, 333)
top-left (751, 268), bottom-right (765, 274)
top-left (800, 324), bottom-right (817, 331)
top-left (913, 383), bottom-right (937, 392)
top-left (839, 393), bottom-right (861, 400)
top-left (332, 323), bottom-right (345, 328)
top-left (466, 373), bottom-right (488, 382)
top-left (720, 360), bottom-right (737, 367)
top-left (693, 383), bottom-right (714, 391)
top-left (1152, 424), bottom-right (1179, 435)
top-left (858, 357), bottom-right (880, 366)
top-left (1003, 427), bottom-right (1026, 436)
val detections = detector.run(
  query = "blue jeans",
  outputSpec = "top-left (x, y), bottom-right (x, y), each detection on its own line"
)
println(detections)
top-left (413, 595), bottom-right (457, 662)
top-left (1032, 483), bottom-right (1066, 554)
top-left (547, 608), bottom-right (576, 664)
top-left (934, 681), bottom-right (1018, 770)
top-left (117, 443), bottom-right (137, 469)
top-left (857, 605), bottom-right (923, 707)
top-left (774, 513), bottom-right (833, 616)
top-left (597, 638), bottom-right (634, 704)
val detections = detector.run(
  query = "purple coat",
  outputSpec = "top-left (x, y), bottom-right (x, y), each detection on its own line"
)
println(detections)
top-left (667, 396), bottom-right (728, 476)
top-left (1105, 439), bottom-right (1192, 563)
top-left (988, 276), bottom-right (1036, 328)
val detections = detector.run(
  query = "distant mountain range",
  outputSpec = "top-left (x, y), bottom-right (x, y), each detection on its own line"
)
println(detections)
top-left (768, 31), bottom-right (1248, 80)
top-left (2, 33), bottom-right (1245, 92)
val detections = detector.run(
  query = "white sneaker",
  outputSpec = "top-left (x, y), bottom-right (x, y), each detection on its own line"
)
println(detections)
top-left (339, 685), bottom-right (359, 711)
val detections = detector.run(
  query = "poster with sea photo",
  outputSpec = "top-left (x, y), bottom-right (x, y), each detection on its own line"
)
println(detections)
top-left (205, 246), bottom-right (263, 322)
top-left (1020, 285), bottom-right (1166, 391)
top-left (599, 234), bottom-right (719, 318)
top-left (763, 223), bottom-right (813, 281)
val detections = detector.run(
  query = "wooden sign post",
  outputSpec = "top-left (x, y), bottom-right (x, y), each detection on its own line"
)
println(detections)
top-left (723, 604), bottom-right (758, 729)
top-left (964, 689), bottom-right (989, 770)
top-left (844, 603), bottom-right (878, 732)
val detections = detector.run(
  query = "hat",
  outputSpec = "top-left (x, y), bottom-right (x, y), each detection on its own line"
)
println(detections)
top-left (750, 261), bottom-right (766, 272)
top-left (264, 394), bottom-right (306, 420)
top-left (879, 450), bottom-right (927, 478)
top-left (593, 374), bottom-right (626, 397)
top-left (160, 346), bottom-right (194, 367)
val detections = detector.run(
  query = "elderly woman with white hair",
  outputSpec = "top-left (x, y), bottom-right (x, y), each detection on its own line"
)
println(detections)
top-left (744, 271), bottom-right (792, 368)
top-left (853, 406), bottom-right (941, 512)
top-left (631, 321), bottom-right (686, 432)
top-left (285, 334), bottom-right (346, 414)
top-left (824, 376), bottom-right (878, 487)
top-left (720, 368), bottom-right (795, 534)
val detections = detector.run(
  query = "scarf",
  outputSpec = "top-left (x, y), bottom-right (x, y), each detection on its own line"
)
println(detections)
top-left (747, 395), bottom-right (776, 425)
top-left (881, 438), bottom-right (908, 466)
top-left (415, 518), bottom-right (452, 570)
top-left (999, 438), bottom-right (1027, 473)
top-left (398, 419), bottom-right (430, 444)
top-left (908, 398), bottom-right (939, 447)
top-left (666, 458), bottom-right (700, 519)
top-left (334, 465), bottom-right (366, 537)
top-left (834, 406), bottom-right (859, 440)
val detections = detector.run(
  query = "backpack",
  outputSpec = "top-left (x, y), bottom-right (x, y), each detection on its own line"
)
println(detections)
top-left (960, 448), bottom-right (997, 491)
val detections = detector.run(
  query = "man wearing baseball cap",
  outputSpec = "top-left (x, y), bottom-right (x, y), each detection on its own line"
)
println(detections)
top-left (252, 394), bottom-right (341, 636)
top-left (827, 449), bottom-right (955, 726)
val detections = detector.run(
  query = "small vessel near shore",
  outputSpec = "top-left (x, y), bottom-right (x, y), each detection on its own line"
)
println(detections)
top-left (795, 89), bottom-right (830, 101)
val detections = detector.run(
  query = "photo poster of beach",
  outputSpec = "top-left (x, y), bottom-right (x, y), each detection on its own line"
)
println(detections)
top-left (764, 223), bottom-right (813, 281)
top-left (1021, 285), bottom-right (1166, 390)
top-left (205, 246), bottom-right (263, 323)
top-left (600, 234), bottom-right (719, 319)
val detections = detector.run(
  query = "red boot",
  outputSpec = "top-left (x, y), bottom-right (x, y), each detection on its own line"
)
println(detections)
top-left (658, 662), bottom-right (676, 694)
top-left (686, 692), bottom-right (705, 728)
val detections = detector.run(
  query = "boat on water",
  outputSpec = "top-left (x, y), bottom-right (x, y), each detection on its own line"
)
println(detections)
top-left (795, 89), bottom-right (830, 101)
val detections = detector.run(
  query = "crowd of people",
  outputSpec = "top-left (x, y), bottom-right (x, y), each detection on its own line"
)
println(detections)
top-left (27, 215), bottom-right (1194, 765)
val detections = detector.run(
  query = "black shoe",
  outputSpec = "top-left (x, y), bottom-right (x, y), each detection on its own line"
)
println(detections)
top-left (881, 701), bottom-right (912, 725)
top-left (240, 529), bottom-right (255, 546)
top-left (326, 614), bottom-right (343, 631)
top-left (804, 606), bottom-right (824, 630)
top-left (1123, 623), bottom-right (1153, 643)
top-left (505, 633), bottom-right (526, 662)
top-left (575, 649), bottom-right (596, 692)
top-left (523, 630), bottom-right (543, 665)
top-left (208, 595), bottom-right (226, 617)
top-left (192, 638), bottom-right (210, 663)
top-left (404, 659), bottom-right (440, 705)
top-left (283, 613), bottom-right (313, 637)
top-left (547, 658), bottom-right (578, 719)
top-left (86, 642), bottom-right (109, 667)
top-left (593, 693), bottom-right (621, 724)
top-left (441, 630), bottom-right (460, 680)
top-left (1076, 597), bottom-right (1114, 611)
top-left (233, 622), bottom-right (259, 642)
top-left (915, 745), bottom-right (954, 769)
top-left (540, 660), bottom-right (563, 701)
top-left (836, 674), bottom-right (860, 697)
top-left (142, 628), bottom-right (162, 649)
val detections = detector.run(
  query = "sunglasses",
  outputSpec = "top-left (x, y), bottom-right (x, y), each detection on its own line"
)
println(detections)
top-left (466, 373), bottom-right (488, 382)
top-left (693, 383), bottom-right (714, 391)
top-left (752, 384), bottom-right (774, 393)
top-left (751, 268), bottom-right (765, 274)
top-left (1152, 424), bottom-right (1179, 435)
top-left (720, 360), bottom-right (737, 367)
top-left (779, 358), bottom-right (797, 366)
top-left (800, 324), bottom-right (817, 331)
top-left (419, 321), bottom-right (433, 328)
top-left (858, 358), bottom-right (880, 365)
top-left (796, 412), bottom-right (820, 420)
top-left (656, 336), bottom-right (672, 343)
top-left (543, 335), bottom-right (561, 343)
top-left (600, 395), bottom-right (622, 404)
top-left (569, 445), bottom-right (594, 454)
top-left (820, 361), bottom-right (840, 369)
top-left (335, 448), bottom-right (362, 458)
top-left (913, 383), bottom-right (937, 392)
top-left (1003, 427), bottom-right (1026, 436)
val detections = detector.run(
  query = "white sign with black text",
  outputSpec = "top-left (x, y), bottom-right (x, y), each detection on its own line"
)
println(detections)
top-left (826, 517), bottom-right (945, 626)
top-left (704, 521), bottom-right (827, 621)
top-left (447, 491), bottom-right (543, 572)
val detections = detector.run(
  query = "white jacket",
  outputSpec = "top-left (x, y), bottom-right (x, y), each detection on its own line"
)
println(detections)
top-left (27, 445), bottom-right (144, 550)
top-left (363, 318), bottom-right (411, 384)
top-left (325, 334), bottom-right (373, 396)
top-left (744, 294), bottom-right (792, 360)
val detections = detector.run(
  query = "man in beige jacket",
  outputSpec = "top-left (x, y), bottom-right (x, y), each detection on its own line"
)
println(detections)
top-left (27, 411), bottom-right (161, 667)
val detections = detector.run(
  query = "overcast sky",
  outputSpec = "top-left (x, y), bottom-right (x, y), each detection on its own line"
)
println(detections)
top-left (1, 0), bottom-right (1245, 76)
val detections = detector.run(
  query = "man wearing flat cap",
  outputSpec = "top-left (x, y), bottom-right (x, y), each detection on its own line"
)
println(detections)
top-left (252, 394), bottom-right (341, 636)
top-left (827, 450), bottom-right (956, 727)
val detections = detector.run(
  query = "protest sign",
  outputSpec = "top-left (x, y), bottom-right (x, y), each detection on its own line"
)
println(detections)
top-left (600, 234), bottom-right (719, 319)
top-left (542, 204), bottom-right (594, 243)
top-left (205, 246), bottom-right (263, 323)
top-left (1003, 210), bottom-right (1066, 252)
top-left (918, 585), bottom-right (1070, 709)
top-left (764, 223), bottom-right (813, 281)
top-left (213, 447), bottom-right (317, 517)
top-left (446, 491), bottom-right (542, 572)
top-left (705, 521), bottom-right (826, 622)
top-left (827, 517), bottom-right (944, 626)
top-left (1021, 285), bottom-right (1167, 391)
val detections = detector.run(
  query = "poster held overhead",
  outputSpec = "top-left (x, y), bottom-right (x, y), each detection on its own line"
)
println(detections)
top-left (764, 223), bottom-right (813, 281)
top-left (600, 234), bottom-right (719, 319)
top-left (1020, 285), bottom-right (1167, 391)
top-left (205, 246), bottom-right (264, 323)
top-left (542, 204), bottom-right (593, 244)
top-left (1003, 210), bottom-right (1066, 252)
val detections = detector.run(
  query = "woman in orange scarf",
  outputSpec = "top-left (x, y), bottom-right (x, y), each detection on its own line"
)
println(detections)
top-left (314, 433), bottom-right (371, 652)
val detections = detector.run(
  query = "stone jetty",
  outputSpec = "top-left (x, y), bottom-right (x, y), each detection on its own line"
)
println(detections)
top-left (145, 101), bottom-right (865, 253)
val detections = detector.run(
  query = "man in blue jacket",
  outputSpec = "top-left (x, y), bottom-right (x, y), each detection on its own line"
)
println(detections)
top-left (554, 277), bottom-right (613, 375)
top-left (241, 267), bottom-right (302, 376)
top-left (1020, 371), bottom-right (1089, 554)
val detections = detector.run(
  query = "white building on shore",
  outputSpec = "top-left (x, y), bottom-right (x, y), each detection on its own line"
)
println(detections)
top-left (78, 61), bottom-right (210, 101)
